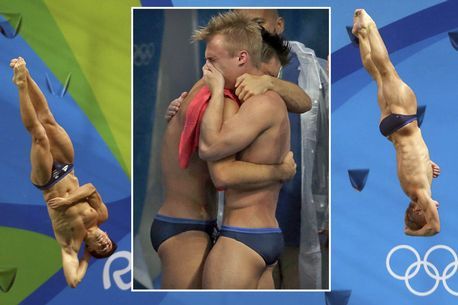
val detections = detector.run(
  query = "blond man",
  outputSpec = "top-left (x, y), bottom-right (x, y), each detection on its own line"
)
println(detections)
top-left (194, 12), bottom-right (291, 289)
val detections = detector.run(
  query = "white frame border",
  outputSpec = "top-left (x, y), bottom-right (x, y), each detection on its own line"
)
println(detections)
top-left (130, 6), bottom-right (332, 293)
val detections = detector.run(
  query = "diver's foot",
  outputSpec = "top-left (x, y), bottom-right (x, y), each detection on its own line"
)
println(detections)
top-left (352, 9), bottom-right (375, 36)
top-left (9, 57), bottom-right (27, 70)
top-left (431, 160), bottom-right (441, 178)
top-left (11, 57), bottom-right (28, 88)
top-left (9, 58), bottom-right (18, 69)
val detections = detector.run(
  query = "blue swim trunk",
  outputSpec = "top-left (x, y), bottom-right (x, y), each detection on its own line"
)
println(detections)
top-left (219, 225), bottom-right (284, 266)
top-left (150, 214), bottom-right (217, 252)
top-left (32, 162), bottom-right (74, 190)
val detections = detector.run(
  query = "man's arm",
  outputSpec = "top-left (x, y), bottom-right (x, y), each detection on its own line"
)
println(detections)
top-left (61, 247), bottom-right (91, 288)
top-left (200, 63), bottom-right (295, 189)
top-left (47, 183), bottom-right (96, 209)
top-left (235, 73), bottom-right (311, 113)
top-left (208, 153), bottom-right (295, 190)
top-left (164, 91), bottom-right (187, 121)
top-left (405, 191), bottom-right (440, 236)
top-left (404, 218), bottom-right (440, 236)
top-left (199, 94), bottom-right (276, 161)
top-left (198, 62), bottom-right (275, 161)
top-left (86, 191), bottom-right (108, 224)
top-left (206, 96), bottom-right (296, 189)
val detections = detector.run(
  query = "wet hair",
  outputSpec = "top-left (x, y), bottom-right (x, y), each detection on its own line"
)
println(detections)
top-left (88, 238), bottom-right (118, 259)
top-left (260, 27), bottom-right (291, 66)
top-left (192, 11), bottom-right (262, 67)
top-left (404, 202), bottom-right (426, 230)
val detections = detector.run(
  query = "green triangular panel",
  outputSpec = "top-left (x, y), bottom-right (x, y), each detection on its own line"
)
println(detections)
top-left (0, 268), bottom-right (17, 293)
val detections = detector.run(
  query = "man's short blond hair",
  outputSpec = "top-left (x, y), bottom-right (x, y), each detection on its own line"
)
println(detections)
top-left (193, 11), bottom-right (262, 67)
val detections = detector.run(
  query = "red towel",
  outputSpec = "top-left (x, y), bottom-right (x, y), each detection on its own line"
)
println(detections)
top-left (179, 85), bottom-right (240, 169)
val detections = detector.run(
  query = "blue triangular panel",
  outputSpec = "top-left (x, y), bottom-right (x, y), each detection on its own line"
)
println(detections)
top-left (348, 169), bottom-right (370, 192)
top-left (45, 73), bottom-right (56, 96)
top-left (417, 105), bottom-right (426, 127)
top-left (45, 73), bottom-right (71, 98)
top-left (0, 13), bottom-right (21, 38)
top-left (449, 31), bottom-right (458, 51)
top-left (325, 290), bottom-right (352, 305)
top-left (60, 73), bottom-right (71, 97)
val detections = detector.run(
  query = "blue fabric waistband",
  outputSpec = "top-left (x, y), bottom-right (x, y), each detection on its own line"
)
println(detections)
top-left (220, 225), bottom-right (282, 234)
top-left (32, 162), bottom-right (74, 190)
top-left (155, 214), bottom-right (216, 225)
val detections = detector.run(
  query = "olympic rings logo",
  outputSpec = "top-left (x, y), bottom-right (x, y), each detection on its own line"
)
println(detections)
top-left (386, 245), bottom-right (458, 296)
top-left (133, 42), bottom-right (155, 66)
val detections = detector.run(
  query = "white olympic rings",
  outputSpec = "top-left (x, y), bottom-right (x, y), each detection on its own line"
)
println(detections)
top-left (386, 244), bottom-right (458, 296)
top-left (134, 42), bottom-right (155, 66)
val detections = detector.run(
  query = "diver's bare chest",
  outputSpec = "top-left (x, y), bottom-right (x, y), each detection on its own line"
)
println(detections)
top-left (52, 205), bottom-right (98, 232)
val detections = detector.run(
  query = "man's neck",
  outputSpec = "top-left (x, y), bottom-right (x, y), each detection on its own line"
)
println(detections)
top-left (246, 66), bottom-right (263, 76)
top-left (86, 226), bottom-right (98, 237)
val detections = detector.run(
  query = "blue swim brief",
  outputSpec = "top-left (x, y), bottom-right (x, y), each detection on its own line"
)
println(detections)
top-left (219, 225), bottom-right (284, 266)
top-left (150, 214), bottom-right (217, 252)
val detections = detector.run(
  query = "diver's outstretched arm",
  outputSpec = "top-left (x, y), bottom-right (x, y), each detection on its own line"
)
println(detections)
top-left (61, 247), bottom-right (91, 288)
top-left (405, 190), bottom-right (440, 236)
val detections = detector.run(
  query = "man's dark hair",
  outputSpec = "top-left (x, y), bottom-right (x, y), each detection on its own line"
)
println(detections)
top-left (261, 27), bottom-right (291, 66)
top-left (88, 238), bottom-right (118, 259)
top-left (404, 202), bottom-right (426, 231)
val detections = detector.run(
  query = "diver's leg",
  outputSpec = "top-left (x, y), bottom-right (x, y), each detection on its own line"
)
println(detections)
top-left (355, 10), bottom-right (417, 112)
top-left (13, 59), bottom-right (53, 185)
top-left (354, 9), bottom-right (398, 79)
top-left (158, 231), bottom-right (212, 289)
top-left (202, 236), bottom-right (266, 289)
top-left (353, 11), bottom-right (388, 111)
top-left (11, 57), bottom-right (74, 164)
top-left (257, 264), bottom-right (276, 289)
top-left (353, 16), bottom-right (381, 84)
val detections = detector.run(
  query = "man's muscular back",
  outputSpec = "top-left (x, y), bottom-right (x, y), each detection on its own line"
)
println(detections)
top-left (160, 79), bottom-right (217, 220)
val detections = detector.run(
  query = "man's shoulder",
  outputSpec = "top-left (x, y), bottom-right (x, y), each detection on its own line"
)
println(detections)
top-left (245, 91), bottom-right (285, 111)
top-left (177, 79), bottom-right (206, 120)
top-left (222, 96), bottom-right (240, 113)
top-left (191, 78), bottom-right (206, 90)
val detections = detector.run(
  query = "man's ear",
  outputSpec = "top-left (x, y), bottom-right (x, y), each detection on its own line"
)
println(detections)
top-left (275, 17), bottom-right (285, 34)
top-left (238, 50), bottom-right (249, 66)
